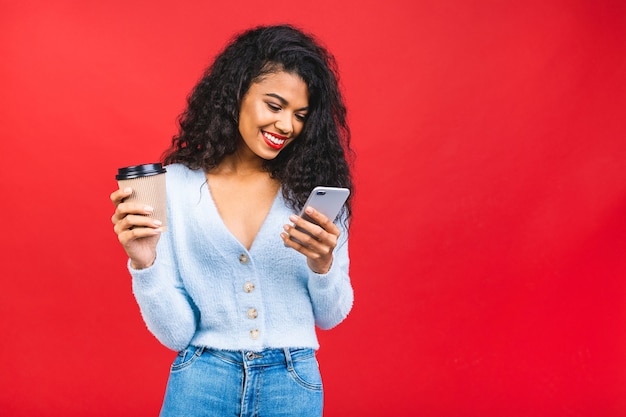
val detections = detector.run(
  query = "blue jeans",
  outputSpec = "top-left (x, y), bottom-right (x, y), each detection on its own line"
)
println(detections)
top-left (159, 347), bottom-right (323, 417)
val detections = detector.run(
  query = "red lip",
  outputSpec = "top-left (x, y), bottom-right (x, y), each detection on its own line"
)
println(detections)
top-left (264, 131), bottom-right (288, 140)
top-left (262, 131), bottom-right (289, 150)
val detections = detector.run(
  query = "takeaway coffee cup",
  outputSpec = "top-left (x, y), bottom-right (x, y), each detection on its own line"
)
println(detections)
top-left (116, 163), bottom-right (167, 230)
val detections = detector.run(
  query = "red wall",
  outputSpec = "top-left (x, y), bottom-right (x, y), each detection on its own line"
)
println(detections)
top-left (1, 0), bottom-right (625, 416)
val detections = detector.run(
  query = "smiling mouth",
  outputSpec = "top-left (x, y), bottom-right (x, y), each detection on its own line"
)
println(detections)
top-left (262, 131), bottom-right (288, 149)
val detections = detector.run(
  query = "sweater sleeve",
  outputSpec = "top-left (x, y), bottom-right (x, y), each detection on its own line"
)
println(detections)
top-left (307, 223), bottom-right (354, 330)
top-left (130, 230), bottom-right (198, 352)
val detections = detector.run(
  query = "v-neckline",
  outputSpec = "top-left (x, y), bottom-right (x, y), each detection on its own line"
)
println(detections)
top-left (203, 180), bottom-right (282, 252)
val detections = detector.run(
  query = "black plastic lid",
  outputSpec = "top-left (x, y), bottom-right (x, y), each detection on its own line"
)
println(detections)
top-left (116, 163), bottom-right (166, 180)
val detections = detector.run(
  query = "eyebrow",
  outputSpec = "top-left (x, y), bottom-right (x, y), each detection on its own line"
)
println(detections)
top-left (264, 93), bottom-right (309, 111)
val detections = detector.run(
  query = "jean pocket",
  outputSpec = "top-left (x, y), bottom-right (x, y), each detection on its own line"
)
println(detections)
top-left (170, 346), bottom-right (204, 372)
top-left (288, 351), bottom-right (323, 392)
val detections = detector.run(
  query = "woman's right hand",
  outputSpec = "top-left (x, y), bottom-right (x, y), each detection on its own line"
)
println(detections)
top-left (110, 187), bottom-right (163, 269)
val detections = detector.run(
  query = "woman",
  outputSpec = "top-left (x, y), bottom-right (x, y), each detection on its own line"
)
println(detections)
top-left (111, 24), bottom-right (354, 416)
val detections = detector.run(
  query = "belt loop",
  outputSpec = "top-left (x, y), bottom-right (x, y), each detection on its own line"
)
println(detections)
top-left (283, 348), bottom-right (293, 371)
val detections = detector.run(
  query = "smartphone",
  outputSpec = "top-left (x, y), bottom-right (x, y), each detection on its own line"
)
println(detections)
top-left (291, 186), bottom-right (350, 243)
top-left (300, 186), bottom-right (350, 224)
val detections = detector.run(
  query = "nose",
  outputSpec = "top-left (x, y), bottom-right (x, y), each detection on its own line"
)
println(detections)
top-left (274, 113), bottom-right (293, 136)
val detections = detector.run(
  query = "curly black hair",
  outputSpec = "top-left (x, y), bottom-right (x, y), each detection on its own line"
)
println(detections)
top-left (162, 24), bottom-right (354, 219)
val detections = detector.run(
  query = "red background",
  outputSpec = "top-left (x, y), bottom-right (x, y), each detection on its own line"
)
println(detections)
top-left (1, 0), bottom-right (625, 416)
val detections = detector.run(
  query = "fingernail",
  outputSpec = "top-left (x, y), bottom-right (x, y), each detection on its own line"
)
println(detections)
top-left (145, 206), bottom-right (154, 213)
top-left (305, 207), bottom-right (313, 214)
top-left (283, 224), bottom-right (290, 232)
top-left (124, 187), bottom-right (132, 193)
top-left (153, 220), bottom-right (162, 226)
top-left (289, 214), bottom-right (298, 222)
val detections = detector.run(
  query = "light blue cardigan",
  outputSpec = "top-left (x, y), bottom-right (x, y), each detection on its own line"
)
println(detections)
top-left (129, 164), bottom-right (353, 352)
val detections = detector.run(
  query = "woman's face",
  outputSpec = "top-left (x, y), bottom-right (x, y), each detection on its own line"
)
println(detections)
top-left (238, 70), bottom-right (309, 160)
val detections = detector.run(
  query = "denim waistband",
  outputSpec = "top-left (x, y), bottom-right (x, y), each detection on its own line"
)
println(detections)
top-left (191, 346), bottom-right (316, 368)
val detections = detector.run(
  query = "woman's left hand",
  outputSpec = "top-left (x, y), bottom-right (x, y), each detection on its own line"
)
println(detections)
top-left (281, 207), bottom-right (340, 274)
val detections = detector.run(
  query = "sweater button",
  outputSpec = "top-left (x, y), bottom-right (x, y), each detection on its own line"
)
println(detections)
top-left (239, 254), bottom-right (249, 264)
top-left (247, 308), bottom-right (258, 319)
top-left (243, 282), bottom-right (255, 293)
top-left (250, 329), bottom-right (259, 339)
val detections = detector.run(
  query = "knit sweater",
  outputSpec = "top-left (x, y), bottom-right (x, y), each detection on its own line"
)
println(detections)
top-left (129, 164), bottom-right (353, 352)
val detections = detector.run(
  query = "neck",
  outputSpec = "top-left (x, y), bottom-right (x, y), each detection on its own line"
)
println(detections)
top-left (212, 147), bottom-right (267, 176)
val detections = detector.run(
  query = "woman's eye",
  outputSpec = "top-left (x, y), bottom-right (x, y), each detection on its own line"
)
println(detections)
top-left (295, 113), bottom-right (307, 122)
top-left (267, 102), bottom-right (281, 112)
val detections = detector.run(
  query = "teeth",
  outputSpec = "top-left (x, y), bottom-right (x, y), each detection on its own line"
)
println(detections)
top-left (263, 132), bottom-right (285, 145)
